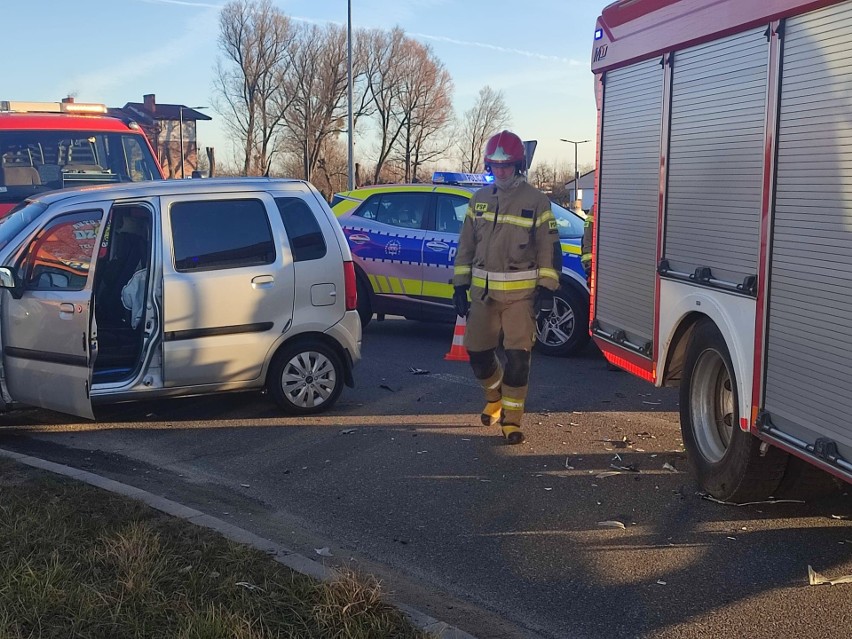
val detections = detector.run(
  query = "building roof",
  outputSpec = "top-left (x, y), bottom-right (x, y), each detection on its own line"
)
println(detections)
top-left (116, 103), bottom-right (212, 125)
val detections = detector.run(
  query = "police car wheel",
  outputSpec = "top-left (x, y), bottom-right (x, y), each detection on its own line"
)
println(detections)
top-left (535, 287), bottom-right (590, 357)
top-left (680, 320), bottom-right (788, 502)
top-left (356, 278), bottom-right (372, 328)
top-left (268, 340), bottom-right (344, 415)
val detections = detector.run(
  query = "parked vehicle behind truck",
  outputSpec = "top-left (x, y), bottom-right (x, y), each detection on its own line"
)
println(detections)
top-left (0, 99), bottom-right (164, 217)
top-left (591, 0), bottom-right (850, 501)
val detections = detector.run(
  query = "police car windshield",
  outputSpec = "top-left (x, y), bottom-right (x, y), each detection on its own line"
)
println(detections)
top-left (551, 202), bottom-right (584, 239)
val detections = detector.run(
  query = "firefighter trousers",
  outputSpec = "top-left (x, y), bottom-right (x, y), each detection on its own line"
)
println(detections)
top-left (464, 296), bottom-right (535, 427)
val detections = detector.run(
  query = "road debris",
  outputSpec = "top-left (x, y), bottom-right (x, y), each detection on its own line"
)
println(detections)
top-left (701, 494), bottom-right (806, 507)
top-left (656, 580), bottom-right (667, 585)
top-left (642, 400), bottom-right (662, 405)
top-left (409, 367), bottom-right (430, 375)
top-left (808, 565), bottom-right (852, 586)
top-left (597, 520), bottom-right (626, 529)
top-left (596, 471), bottom-right (622, 479)
top-left (662, 462), bottom-right (678, 472)
top-left (340, 428), bottom-right (357, 435)
top-left (611, 463), bottom-right (640, 472)
top-left (314, 547), bottom-right (333, 557)
top-left (379, 384), bottom-right (395, 392)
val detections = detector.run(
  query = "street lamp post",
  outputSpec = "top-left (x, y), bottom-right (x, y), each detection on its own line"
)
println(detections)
top-left (179, 106), bottom-right (207, 179)
top-left (347, 0), bottom-right (355, 190)
top-left (559, 138), bottom-right (590, 202)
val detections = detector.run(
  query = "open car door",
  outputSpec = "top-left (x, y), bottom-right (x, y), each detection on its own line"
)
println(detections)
top-left (0, 203), bottom-right (110, 419)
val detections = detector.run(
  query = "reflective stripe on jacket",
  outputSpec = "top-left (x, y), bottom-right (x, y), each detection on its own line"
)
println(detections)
top-left (452, 179), bottom-right (561, 303)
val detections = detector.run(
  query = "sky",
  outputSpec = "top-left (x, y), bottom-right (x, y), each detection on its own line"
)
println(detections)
top-left (4, 0), bottom-right (605, 174)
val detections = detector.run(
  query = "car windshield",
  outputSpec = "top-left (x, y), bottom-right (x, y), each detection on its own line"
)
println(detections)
top-left (551, 201), bottom-right (585, 239)
top-left (0, 130), bottom-right (162, 206)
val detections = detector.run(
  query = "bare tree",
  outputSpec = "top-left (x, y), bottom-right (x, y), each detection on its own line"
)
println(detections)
top-left (392, 40), bottom-right (454, 182)
top-left (457, 86), bottom-right (511, 172)
top-left (213, 0), bottom-right (295, 175)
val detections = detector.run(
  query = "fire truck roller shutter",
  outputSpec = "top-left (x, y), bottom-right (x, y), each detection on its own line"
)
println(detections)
top-left (663, 27), bottom-right (767, 286)
top-left (763, 1), bottom-right (852, 476)
top-left (595, 57), bottom-right (663, 351)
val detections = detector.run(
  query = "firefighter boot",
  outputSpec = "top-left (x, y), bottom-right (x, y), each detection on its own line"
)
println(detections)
top-left (500, 385), bottom-right (527, 445)
top-left (469, 349), bottom-right (503, 426)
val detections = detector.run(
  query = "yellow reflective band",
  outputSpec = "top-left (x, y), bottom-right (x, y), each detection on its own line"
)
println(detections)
top-left (487, 376), bottom-right (503, 390)
top-left (422, 281), bottom-right (454, 299)
top-left (502, 397), bottom-right (524, 410)
top-left (389, 277), bottom-right (403, 294)
top-left (561, 243), bottom-right (581, 255)
top-left (376, 275), bottom-right (392, 293)
top-left (402, 279), bottom-right (422, 295)
top-left (454, 265), bottom-right (471, 275)
top-left (539, 267), bottom-right (559, 281)
top-left (368, 274), bottom-right (380, 293)
top-left (536, 210), bottom-right (555, 227)
top-left (472, 276), bottom-right (537, 291)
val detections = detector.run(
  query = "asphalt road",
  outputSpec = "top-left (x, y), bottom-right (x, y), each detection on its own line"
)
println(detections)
top-left (1, 318), bottom-right (850, 639)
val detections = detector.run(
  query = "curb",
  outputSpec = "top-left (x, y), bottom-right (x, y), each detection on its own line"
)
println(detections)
top-left (0, 447), bottom-right (478, 639)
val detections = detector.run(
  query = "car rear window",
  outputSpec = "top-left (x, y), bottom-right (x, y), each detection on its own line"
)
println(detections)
top-left (170, 199), bottom-right (275, 272)
top-left (274, 197), bottom-right (327, 262)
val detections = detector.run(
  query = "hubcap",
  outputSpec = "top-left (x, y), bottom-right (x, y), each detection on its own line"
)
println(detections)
top-left (280, 351), bottom-right (337, 409)
top-left (536, 296), bottom-right (575, 347)
top-left (689, 348), bottom-right (734, 463)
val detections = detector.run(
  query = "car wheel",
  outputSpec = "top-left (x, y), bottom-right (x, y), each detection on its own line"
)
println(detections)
top-left (268, 340), bottom-right (344, 415)
top-left (680, 320), bottom-right (788, 502)
top-left (356, 277), bottom-right (372, 328)
top-left (535, 286), bottom-right (590, 357)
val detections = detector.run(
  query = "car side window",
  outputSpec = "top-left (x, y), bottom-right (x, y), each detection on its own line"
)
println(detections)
top-left (435, 194), bottom-right (467, 234)
top-left (170, 199), bottom-right (275, 272)
top-left (22, 211), bottom-right (103, 291)
top-left (355, 192), bottom-right (428, 230)
top-left (274, 197), bottom-right (327, 262)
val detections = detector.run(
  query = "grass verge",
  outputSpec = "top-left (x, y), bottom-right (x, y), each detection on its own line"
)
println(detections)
top-left (0, 458), bottom-right (430, 638)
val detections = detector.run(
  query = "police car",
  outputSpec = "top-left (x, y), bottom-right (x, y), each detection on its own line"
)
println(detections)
top-left (331, 172), bottom-right (589, 356)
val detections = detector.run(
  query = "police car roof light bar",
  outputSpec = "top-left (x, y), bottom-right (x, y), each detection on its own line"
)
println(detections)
top-left (432, 171), bottom-right (494, 186)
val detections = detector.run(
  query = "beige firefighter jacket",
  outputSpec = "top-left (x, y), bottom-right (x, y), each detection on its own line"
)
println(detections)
top-left (452, 179), bottom-right (561, 303)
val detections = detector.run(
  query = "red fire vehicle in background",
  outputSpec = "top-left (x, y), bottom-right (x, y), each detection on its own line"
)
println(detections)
top-left (0, 99), bottom-right (164, 218)
top-left (591, 0), bottom-right (851, 501)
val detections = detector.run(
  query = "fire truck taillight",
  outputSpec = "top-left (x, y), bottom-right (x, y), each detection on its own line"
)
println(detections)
top-left (343, 261), bottom-right (357, 311)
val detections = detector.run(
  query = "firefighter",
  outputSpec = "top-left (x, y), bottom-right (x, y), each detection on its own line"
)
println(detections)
top-left (452, 130), bottom-right (562, 444)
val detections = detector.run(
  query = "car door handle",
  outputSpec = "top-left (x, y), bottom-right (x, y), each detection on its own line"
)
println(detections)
top-left (349, 233), bottom-right (371, 244)
top-left (59, 302), bottom-right (75, 318)
top-left (426, 241), bottom-right (449, 251)
top-left (251, 275), bottom-right (274, 289)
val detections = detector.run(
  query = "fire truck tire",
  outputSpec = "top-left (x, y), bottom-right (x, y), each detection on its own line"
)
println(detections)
top-left (356, 277), bottom-right (372, 328)
top-left (535, 286), bottom-right (590, 357)
top-left (267, 339), bottom-right (344, 415)
top-left (680, 320), bottom-right (789, 503)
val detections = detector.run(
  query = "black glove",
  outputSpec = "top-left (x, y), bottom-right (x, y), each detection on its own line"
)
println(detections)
top-left (453, 285), bottom-right (470, 317)
top-left (534, 287), bottom-right (554, 315)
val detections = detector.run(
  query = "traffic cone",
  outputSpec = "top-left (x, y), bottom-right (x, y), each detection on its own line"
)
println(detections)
top-left (444, 315), bottom-right (470, 362)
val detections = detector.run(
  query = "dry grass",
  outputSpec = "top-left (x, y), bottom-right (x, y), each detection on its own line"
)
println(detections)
top-left (0, 459), bottom-right (430, 639)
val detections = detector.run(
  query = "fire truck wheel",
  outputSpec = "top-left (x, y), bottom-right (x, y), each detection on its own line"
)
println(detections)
top-left (267, 340), bottom-right (344, 415)
top-left (535, 287), bottom-right (590, 357)
top-left (680, 320), bottom-right (788, 503)
top-left (356, 277), bottom-right (372, 328)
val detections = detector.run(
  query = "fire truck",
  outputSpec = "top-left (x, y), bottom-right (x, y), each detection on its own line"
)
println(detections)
top-left (591, 0), bottom-right (852, 501)
top-left (0, 99), bottom-right (164, 218)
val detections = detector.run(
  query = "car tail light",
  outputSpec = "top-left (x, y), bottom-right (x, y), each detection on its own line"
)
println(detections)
top-left (343, 261), bottom-right (357, 311)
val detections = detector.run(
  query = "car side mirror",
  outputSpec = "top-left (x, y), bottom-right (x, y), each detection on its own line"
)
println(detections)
top-left (0, 267), bottom-right (23, 299)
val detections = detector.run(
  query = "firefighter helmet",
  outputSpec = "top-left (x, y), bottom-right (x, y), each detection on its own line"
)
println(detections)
top-left (483, 130), bottom-right (526, 171)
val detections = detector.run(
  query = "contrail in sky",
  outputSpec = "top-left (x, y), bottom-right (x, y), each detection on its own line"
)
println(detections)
top-left (137, 0), bottom-right (574, 64)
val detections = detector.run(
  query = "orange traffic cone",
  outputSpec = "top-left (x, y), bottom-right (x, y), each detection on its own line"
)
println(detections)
top-left (444, 315), bottom-right (470, 362)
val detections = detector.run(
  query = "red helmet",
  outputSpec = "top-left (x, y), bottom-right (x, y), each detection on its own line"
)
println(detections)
top-left (483, 130), bottom-right (525, 170)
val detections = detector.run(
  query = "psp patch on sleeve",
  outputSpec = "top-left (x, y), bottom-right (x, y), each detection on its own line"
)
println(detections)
top-left (475, 202), bottom-right (488, 212)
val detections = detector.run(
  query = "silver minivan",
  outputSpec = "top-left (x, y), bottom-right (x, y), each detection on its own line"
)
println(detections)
top-left (0, 178), bottom-right (361, 419)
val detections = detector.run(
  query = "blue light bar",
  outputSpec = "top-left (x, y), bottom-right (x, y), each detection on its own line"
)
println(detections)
top-left (432, 171), bottom-right (495, 186)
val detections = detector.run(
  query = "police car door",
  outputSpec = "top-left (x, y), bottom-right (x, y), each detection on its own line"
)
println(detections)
top-left (423, 192), bottom-right (468, 309)
top-left (348, 191), bottom-right (428, 318)
top-left (0, 203), bottom-right (110, 419)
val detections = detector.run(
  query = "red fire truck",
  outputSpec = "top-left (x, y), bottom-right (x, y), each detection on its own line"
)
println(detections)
top-left (591, 0), bottom-right (852, 501)
top-left (0, 99), bottom-right (164, 218)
